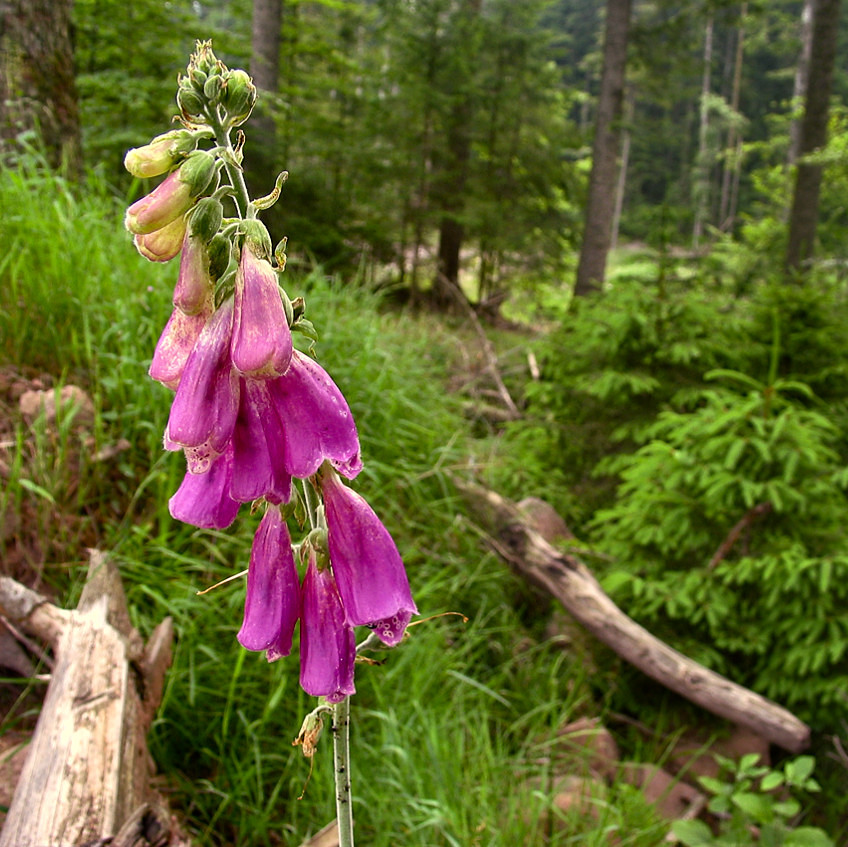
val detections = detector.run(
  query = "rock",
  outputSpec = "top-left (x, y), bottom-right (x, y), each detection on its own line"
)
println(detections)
top-left (19, 385), bottom-right (95, 429)
top-left (620, 763), bottom-right (706, 820)
top-left (544, 716), bottom-right (620, 781)
top-left (517, 497), bottom-right (575, 542)
top-left (669, 724), bottom-right (771, 784)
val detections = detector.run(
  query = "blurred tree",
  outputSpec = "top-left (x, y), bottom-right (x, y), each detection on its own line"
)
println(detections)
top-left (0, 0), bottom-right (81, 172)
top-left (785, 0), bottom-right (842, 273)
top-left (574, 0), bottom-right (632, 296)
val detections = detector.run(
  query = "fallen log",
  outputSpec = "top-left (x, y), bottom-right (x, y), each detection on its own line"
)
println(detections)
top-left (0, 550), bottom-right (185, 846)
top-left (458, 481), bottom-right (811, 753)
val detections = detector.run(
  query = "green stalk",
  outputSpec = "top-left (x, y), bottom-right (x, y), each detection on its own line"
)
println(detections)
top-left (332, 697), bottom-right (354, 847)
top-left (208, 109), bottom-right (252, 218)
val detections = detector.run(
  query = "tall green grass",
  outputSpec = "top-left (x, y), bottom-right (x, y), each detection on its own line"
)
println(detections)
top-left (1, 158), bottom-right (676, 845)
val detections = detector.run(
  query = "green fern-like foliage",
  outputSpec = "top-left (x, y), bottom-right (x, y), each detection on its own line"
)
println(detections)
top-left (592, 377), bottom-right (848, 725)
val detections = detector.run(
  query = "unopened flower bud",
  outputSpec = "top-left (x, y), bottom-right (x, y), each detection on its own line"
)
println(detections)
top-left (207, 234), bottom-right (231, 281)
top-left (188, 196), bottom-right (224, 243)
top-left (125, 151), bottom-right (216, 235)
top-left (178, 85), bottom-right (205, 117)
top-left (134, 215), bottom-right (188, 262)
top-left (174, 231), bottom-right (213, 314)
top-left (124, 130), bottom-right (196, 179)
top-left (203, 73), bottom-right (225, 103)
top-left (222, 70), bottom-right (257, 126)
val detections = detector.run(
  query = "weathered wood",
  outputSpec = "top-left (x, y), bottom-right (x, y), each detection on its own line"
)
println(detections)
top-left (459, 481), bottom-right (811, 753)
top-left (0, 551), bottom-right (178, 846)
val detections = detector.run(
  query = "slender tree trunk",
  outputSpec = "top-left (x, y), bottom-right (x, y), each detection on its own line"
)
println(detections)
top-left (785, 0), bottom-right (842, 275)
top-left (611, 88), bottom-right (633, 251)
top-left (574, 0), bottom-right (632, 297)
top-left (432, 0), bottom-right (482, 310)
top-left (248, 0), bottom-right (283, 202)
top-left (0, 0), bottom-right (81, 173)
top-left (788, 0), bottom-right (815, 166)
top-left (719, 3), bottom-right (746, 232)
top-left (692, 15), bottom-right (714, 248)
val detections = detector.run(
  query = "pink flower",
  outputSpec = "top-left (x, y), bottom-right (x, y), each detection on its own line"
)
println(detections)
top-left (149, 305), bottom-right (211, 390)
top-left (299, 548), bottom-right (356, 703)
top-left (268, 350), bottom-right (362, 480)
top-left (174, 232), bottom-right (213, 315)
top-left (231, 378), bottom-right (292, 504)
top-left (320, 469), bottom-right (417, 646)
top-left (230, 247), bottom-right (292, 378)
top-left (169, 446), bottom-right (240, 529)
top-left (237, 506), bottom-right (300, 660)
top-left (167, 298), bottom-right (238, 455)
top-left (133, 215), bottom-right (188, 262)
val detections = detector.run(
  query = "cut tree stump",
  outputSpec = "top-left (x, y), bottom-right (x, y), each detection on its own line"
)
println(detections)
top-left (0, 550), bottom-right (186, 846)
top-left (458, 481), bottom-right (811, 753)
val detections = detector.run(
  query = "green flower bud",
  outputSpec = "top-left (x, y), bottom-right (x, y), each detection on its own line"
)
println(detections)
top-left (280, 287), bottom-right (294, 327)
top-left (187, 196), bottom-right (224, 243)
top-left (239, 219), bottom-right (273, 260)
top-left (179, 150), bottom-right (218, 198)
top-left (123, 129), bottom-right (196, 179)
top-left (207, 234), bottom-right (231, 281)
top-left (222, 70), bottom-right (257, 126)
top-left (177, 86), bottom-right (205, 119)
top-left (203, 74), bottom-right (225, 103)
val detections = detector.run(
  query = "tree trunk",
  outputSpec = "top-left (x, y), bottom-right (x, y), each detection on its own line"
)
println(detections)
top-left (718, 3), bottom-right (746, 232)
top-left (0, 0), bottom-right (81, 173)
top-left (431, 0), bottom-right (482, 311)
top-left (692, 15), bottom-right (714, 248)
top-left (785, 0), bottom-right (842, 275)
top-left (247, 0), bottom-right (284, 207)
top-left (788, 0), bottom-right (815, 167)
top-left (574, 0), bottom-right (632, 296)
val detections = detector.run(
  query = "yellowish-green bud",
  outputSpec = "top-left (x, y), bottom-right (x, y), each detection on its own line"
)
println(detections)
top-left (222, 70), bottom-right (257, 126)
top-left (187, 196), bottom-right (224, 243)
top-left (123, 130), bottom-right (196, 179)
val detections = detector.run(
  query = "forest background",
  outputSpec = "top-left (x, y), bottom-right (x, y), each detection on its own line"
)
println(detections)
top-left (2, 0), bottom-right (848, 844)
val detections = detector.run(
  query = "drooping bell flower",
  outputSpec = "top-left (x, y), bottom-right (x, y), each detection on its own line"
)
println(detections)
top-left (134, 215), bottom-right (188, 263)
top-left (238, 506), bottom-right (300, 660)
top-left (268, 350), bottom-right (362, 480)
top-left (299, 542), bottom-right (356, 703)
top-left (169, 445), bottom-right (240, 529)
top-left (231, 377), bottom-right (292, 504)
top-left (167, 298), bottom-right (239, 455)
top-left (124, 129), bottom-right (197, 179)
top-left (173, 231), bottom-right (213, 315)
top-left (149, 305), bottom-right (212, 390)
top-left (125, 150), bottom-right (217, 235)
top-left (230, 246), bottom-right (292, 378)
top-left (320, 467), bottom-right (417, 646)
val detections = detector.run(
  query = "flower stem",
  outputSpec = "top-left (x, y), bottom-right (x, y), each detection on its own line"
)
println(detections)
top-left (208, 110), bottom-right (251, 218)
top-left (332, 697), bottom-right (354, 847)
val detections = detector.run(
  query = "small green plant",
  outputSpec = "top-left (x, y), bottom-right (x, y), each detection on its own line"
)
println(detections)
top-left (672, 754), bottom-right (834, 847)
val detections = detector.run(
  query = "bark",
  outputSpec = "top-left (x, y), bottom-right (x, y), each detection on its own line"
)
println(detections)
top-left (785, 0), bottom-right (842, 274)
top-left (247, 0), bottom-right (284, 206)
top-left (0, 552), bottom-right (182, 846)
top-left (692, 15), bottom-right (714, 248)
top-left (788, 0), bottom-right (815, 167)
top-left (574, 0), bottom-right (632, 296)
top-left (718, 3), bottom-right (747, 232)
top-left (431, 0), bottom-right (482, 311)
top-left (458, 481), bottom-right (811, 753)
top-left (0, 0), bottom-right (81, 172)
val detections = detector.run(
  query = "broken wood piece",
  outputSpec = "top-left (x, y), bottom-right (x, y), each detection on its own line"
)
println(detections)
top-left (458, 481), bottom-right (811, 753)
top-left (0, 550), bottom-right (179, 846)
top-left (298, 820), bottom-right (340, 847)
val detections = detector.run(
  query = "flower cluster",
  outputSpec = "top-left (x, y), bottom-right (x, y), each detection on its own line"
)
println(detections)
top-left (125, 43), bottom-right (416, 703)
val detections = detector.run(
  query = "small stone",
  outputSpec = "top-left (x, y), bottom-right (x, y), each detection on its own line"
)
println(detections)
top-left (620, 762), bottom-right (706, 820)
top-left (19, 385), bottom-right (95, 429)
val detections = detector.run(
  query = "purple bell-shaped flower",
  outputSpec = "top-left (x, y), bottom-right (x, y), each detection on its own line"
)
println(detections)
top-left (320, 468), bottom-right (417, 646)
top-left (238, 506), bottom-right (300, 660)
top-left (268, 350), bottom-right (362, 480)
top-left (230, 246), bottom-right (292, 378)
top-left (169, 444), bottom-right (240, 529)
top-left (299, 543), bottom-right (356, 703)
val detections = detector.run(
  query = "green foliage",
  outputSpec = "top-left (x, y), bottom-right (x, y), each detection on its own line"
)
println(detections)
top-left (672, 754), bottom-right (834, 847)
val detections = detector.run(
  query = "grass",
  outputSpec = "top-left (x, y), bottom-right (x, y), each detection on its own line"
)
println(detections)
top-left (2, 155), bottom-right (845, 845)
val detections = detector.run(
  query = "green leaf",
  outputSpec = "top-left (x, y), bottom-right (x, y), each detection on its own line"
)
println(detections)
top-left (785, 756), bottom-right (815, 784)
top-left (772, 799), bottom-right (801, 818)
top-left (18, 478), bottom-right (56, 504)
top-left (731, 791), bottom-right (773, 822)
top-left (783, 827), bottom-right (835, 847)
top-left (759, 772), bottom-right (784, 792)
top-left (671, 819), bottom-right (714, 847)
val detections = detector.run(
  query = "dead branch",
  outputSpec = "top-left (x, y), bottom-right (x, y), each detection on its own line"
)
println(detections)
top-left (707, 502), bottom-right (773, 570)
top-left (457, 479), bottom-right (810, 753)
